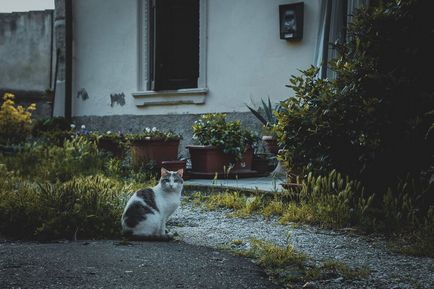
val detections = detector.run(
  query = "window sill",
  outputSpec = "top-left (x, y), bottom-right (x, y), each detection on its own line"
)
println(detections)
top-left (132, 88), bottom-right (208, 107)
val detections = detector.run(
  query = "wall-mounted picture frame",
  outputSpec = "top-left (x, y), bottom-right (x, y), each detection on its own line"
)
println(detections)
top-left (279, 2), bottom-right (304, 41)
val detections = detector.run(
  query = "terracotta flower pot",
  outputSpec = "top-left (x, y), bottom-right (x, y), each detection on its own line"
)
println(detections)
top-left (187, 145), bottom-right (253, 174)
top-left (161, 160), bottom-right (189, 180)
top-left (252, 154), bottom-right (271, 174)
top-left (131, 139), bottom-right (180, 168)
top-left (262, 135), bottom-right (279, 155)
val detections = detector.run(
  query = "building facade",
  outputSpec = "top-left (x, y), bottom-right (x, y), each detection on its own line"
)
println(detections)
top-left (51, 0), bottom-right (367, 154)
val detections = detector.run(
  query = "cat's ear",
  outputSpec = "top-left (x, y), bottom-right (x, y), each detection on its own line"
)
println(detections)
top-left (161, 167), bottom-right (169, 177)
top-left (176, 168), bottom-right (184, 178)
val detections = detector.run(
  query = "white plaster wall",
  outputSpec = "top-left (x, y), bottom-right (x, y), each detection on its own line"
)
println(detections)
top-left (206, 0), bottom-right (321, 113)
top-left (71, 0), bottom-right (321, 117)
top-left (72, 0), bottom-right (138, 116)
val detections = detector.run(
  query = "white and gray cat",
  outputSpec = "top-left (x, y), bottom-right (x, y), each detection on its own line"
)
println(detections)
top-left (121, 168), bottom-right (184, 241)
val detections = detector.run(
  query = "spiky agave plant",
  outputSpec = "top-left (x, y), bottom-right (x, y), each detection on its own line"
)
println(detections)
top-left (246, 97), bottom-right (279, 128)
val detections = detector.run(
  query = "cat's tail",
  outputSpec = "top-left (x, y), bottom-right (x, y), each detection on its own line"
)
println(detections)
top-left (122, 232), bottom-right (174, 242)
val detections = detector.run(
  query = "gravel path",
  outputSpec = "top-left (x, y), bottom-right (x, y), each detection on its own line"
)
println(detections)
top-left (170, 203), bottom-right (434, 289)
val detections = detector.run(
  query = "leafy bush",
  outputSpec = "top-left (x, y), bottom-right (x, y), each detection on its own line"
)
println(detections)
top-left (268, 0), bottom-right (434, 257)
top-left (32, 117), bottom-right (72, 145)
top-left (0, 169), bottom-right (141, 240)
top-left (274, 0), bottom-right (434, 192)
top-left (0, 92), bottom-right (36, 144)
top-left (192, 113), bottom-right (257, 160)
top-left (32, 117), bottom-right (71, 134)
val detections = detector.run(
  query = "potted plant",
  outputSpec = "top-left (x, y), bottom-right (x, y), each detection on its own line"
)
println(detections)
top-left (247, 98), bottom-right (290, 179)
top-left (252, 153), bottom-right (272, 175)
top-left (91, 131), bottom-right (125, 157)
top-left (187, 113), bottom-right (257, 177)
top-left (161, 160), bottom-right (189, 180)
top-left (126, 127), bottom-right (181, 168)
top-left (246, 97), bottom-right (280, 155)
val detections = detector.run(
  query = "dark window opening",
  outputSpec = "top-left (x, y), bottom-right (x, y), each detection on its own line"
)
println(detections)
top-left (150, 0), bottom-right (200, 91)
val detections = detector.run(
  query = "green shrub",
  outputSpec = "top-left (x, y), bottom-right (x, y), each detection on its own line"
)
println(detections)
top-left (32, 117), bottom-right (71, 134)
top-left (275, 0), bottom-right (434, 192)
top-left (32, 117), bottom-right (72, 145)
top-left (0, 92), bottom-right (36, 145)
top-left (0, 169), bottom-right (141, 240)
top-left (0, 136), bottom-right (105, 182)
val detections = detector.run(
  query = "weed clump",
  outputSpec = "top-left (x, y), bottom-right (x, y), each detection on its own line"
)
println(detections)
top-left (235, 238), bottom-right (369, 287)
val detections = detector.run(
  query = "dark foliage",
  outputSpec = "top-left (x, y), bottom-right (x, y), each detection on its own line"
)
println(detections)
top-left (275, 0), bottom-right (434, 195)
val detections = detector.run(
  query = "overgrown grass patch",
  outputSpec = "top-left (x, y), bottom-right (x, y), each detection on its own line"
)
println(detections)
top-left (190, 190), bottom-right (263, 218)
top-left (0, 135), bottom-right (156, 241)
top-left (320, 259), bottom-right (370, 280)
top-left (0, 137), bottom-right (104, 182)
top-left (0, 169), bottom-right (145, 240)
top-left (228, 238), bottom-right (370, 287)
top-left (0, 135), bottom-right (158, 183)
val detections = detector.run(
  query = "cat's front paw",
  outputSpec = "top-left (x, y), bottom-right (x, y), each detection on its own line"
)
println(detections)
top-left (165, 228), bottom-right (178, 235)
top-left (166, 231), bottom-right (180, 241)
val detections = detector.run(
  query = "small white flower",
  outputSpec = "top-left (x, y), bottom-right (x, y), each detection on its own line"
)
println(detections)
top-left (192, 134), bottom-right (197, 140)
top-left (106, 130), bottom-right (112, 134)
top-left (145, 136), bottom-right (151, 140)
top-left (70, 124), bottom-right (76, 129)
top-left (145, 127), bottom-right (151, 133)
top-left (81, 125), bottom-right (86, 130)
top-left (152, 127), bottom-right (157, 132)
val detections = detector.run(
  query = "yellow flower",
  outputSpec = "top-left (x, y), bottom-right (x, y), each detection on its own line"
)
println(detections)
top-left (0, 92), bottom-right (37, 144)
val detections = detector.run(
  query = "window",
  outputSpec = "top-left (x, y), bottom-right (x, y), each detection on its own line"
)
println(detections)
top-left (133, 0), bottom-right (207, 106)
top-left (150, 0), bottom-right (200, 91)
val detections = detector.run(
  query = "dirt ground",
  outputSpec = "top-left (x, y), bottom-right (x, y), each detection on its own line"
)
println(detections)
top-left (0, 239), bottom-right (282, 289)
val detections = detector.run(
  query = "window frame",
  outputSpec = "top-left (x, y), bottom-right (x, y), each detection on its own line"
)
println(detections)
top-left (133, 0), bottom-right (208, 106)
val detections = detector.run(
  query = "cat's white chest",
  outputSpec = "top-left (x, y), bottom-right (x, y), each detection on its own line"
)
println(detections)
top-left (156, 193), bottom-right (180, 218)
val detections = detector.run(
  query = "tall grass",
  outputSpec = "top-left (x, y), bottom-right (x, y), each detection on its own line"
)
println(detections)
top-left (0, 169), bottom-right (141, 240)
top-left (0, 136), bottom-right (154, 240)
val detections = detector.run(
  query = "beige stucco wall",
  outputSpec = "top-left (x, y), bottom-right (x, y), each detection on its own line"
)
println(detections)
top-left (70, 0), bottom-right (321, 117)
